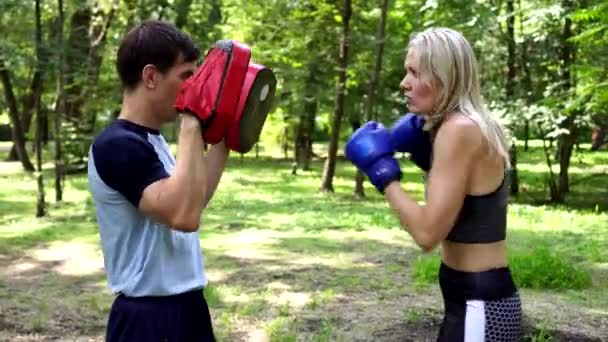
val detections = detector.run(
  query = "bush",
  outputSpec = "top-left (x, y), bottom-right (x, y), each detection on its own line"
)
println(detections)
top-left (410, 254), bottom-right (441, 290)
top-left (509, 247), bottom-right (592, 290)
top-left (410, 246), bottom-right (591, 291)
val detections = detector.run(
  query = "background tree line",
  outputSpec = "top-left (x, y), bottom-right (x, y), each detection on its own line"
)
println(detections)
top-left (0, 0), bottom-right (606, 216)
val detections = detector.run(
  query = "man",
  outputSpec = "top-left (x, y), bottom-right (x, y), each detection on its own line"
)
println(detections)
top-left (87, 20), bottom-right (228, 341)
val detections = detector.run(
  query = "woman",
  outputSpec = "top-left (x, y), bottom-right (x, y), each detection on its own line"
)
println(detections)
top-left (345, 27), bottom-right (521, 341)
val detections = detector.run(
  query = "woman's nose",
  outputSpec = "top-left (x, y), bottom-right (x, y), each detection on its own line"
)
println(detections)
top-left (400, 76), bottom-right (411, 92)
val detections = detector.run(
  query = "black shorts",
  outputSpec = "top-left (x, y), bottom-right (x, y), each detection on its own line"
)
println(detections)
top-left (437, 262), bottom-right (522, 342)
top-left (106, 289), bottom-right (215, 342)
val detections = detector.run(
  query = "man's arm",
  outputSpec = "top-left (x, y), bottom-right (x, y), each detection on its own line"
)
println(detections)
top-left (383, 117), bottom-right (479, 252)
top-left (203, 140), bottom-right (230, 208)
top-left (139, 115), bottom-right (207, 232)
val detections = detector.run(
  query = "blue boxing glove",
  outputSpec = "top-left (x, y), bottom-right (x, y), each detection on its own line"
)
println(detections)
top-left (389, 113), bottom-right (432, 172)
top-left (345, 121), bottom-right (402, 193)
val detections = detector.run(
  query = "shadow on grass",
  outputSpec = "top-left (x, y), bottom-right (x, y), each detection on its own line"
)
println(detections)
top-left (202, 231), bottom-right (606, 342)
top-left (510, 168), bottom-right (608, 212)
top-left (203, 191), bottom-right (406, 234)
top-left (0, 193), bottom-right (35, 225)
top-left (0, 250), bottom-right (109, 338)
top-left (201, 236), bottom-right (441, 340)
top-left (0, 214), bottom-right (98, 254)
top-left (205, 235), bottom-right (421, 293)
top-left (225, 154), bottom-right (607, 213)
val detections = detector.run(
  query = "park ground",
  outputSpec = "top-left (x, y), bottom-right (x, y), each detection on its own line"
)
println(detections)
top-left (0, 141), bottom-right (607, 341)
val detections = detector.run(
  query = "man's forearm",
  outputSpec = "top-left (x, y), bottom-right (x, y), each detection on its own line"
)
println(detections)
top-left (171, 115), bottom-right (207, 223)
top-left (203, 140), bottom-right (229, 207)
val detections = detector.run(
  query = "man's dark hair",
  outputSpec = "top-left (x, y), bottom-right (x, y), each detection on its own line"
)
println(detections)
top-left (116, 20), bottom-right (201, 90)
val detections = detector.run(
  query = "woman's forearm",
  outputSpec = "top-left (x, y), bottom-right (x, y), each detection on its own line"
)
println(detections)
top-left (384, 181), bottom-right (437, 252)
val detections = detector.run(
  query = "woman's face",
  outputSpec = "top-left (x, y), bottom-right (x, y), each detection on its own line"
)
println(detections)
top-left (399, 48), bottom-right (437, 115)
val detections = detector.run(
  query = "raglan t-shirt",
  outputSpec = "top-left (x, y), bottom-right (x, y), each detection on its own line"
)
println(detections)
top-left (87, 119), bottom-right (207, 297)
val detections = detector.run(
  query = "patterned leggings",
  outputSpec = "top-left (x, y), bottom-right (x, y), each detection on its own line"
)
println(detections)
top-left (437, 262), bottom-right (522, 341)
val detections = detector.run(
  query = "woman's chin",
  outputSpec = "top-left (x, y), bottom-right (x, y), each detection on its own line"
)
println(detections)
top-left (407, 105), bottom-right (422, 114)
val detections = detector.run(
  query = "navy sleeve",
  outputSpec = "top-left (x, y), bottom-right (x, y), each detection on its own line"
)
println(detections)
top-left (92, 133), bottom-right (170, 208)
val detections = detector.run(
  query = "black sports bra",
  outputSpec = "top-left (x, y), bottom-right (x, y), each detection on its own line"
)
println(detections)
top-left (445, 171), bottom-right (510, 243)
top-left (423, 124), bottom-right (509, 244)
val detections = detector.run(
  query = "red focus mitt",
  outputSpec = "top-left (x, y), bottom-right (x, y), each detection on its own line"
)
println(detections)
top-left (174, 40), bottom-right (276, 153)
top-left (174, 40), bottom-right (250, 144)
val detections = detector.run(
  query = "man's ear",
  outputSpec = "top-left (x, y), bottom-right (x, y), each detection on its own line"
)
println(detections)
top-left (142, 64), bottom-right (158, 89)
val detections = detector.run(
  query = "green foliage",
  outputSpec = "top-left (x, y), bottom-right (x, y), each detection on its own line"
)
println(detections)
top-left (266, 317), bottom-right (297, 342)
top-left (0, 141), bottom-right (606, 339)
top-left (509, 247), bottom-right (592, 290)
top-left (410, 247), bottom-right (592, 291)
top-left (1, 0), bottom-right (608, 336)
top-left (410, 253), bottom-right (440, 291)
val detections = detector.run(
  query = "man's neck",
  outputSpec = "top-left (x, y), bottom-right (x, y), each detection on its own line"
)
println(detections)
top-left (118, 93), bottom-right (162, 130)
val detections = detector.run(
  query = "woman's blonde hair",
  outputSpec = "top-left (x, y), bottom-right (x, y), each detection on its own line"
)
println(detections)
top-left (407, 27), bottom-right (511, 168)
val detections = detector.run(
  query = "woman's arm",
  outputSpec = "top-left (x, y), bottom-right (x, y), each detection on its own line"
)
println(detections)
top-left (384, 116), bottom-right (480, 252)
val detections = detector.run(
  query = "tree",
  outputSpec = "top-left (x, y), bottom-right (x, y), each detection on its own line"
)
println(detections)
top-left (34, 0), bottom-right (46, 217)
top-left (54, 0), bottom-right (65, 203)
top-left (0, 58), bottom-right (34, 171)
top-left (321, 0), bottom-right (352, 192)
top-left (505, 0), bottom-right (520, 195)
top-left (354, 0), bottom-right (390, 198)
top-left (555, 0), bottom-right (577, 199)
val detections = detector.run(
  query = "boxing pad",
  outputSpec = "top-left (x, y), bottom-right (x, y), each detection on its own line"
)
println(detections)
top-left (174, 39), bottom-right (276, 153)
top-left (175, 40), bottom-right (251, 144)
top-left (225, 63), bottom-right (276, 153)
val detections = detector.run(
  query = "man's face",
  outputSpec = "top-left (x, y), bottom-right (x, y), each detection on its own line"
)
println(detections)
top-left (158, 57), bottom-right (197, 122)
top-left (144, 55), bottom-right (197, 123)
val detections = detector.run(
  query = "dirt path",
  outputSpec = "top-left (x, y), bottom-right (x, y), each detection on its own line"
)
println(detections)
top-left (0, 243), bottom-right (606, 342)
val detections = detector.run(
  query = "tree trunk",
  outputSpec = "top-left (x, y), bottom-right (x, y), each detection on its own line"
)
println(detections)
top-left (0, 59), bottom-right (35, 171)
top-left (523, 121), bottom-right (529, 151)
top-left (321, 0), bottom-right (352, 192)
top-left (302, 61), bottom-right (318, 172)
top-left (55, 0), bottom-right (66, 203)
top-left (304, 107), bottom-right (315, 169)
top-left (556, 0), bottom-right (576, 199)
top-left (292, 116), bottom-right (303, 175)
top-left (505, 0), bottom-right (519, 195)
top-left (64, 3), bottom-right (115, 127)
top-left (353, 0), bottom-right (389, 198)
top-left (7, 15), bottom-right (59, 161)
top-left (558, 128), bottom-right (575, 195)
top-left (538, 123), bottom-right (561, 202)
top-left (34, 0), bottom-right (46, 217)
top-left (351, 121), bottom-right (365, 198)
top-left (293, 47), bottom-right (319, 174)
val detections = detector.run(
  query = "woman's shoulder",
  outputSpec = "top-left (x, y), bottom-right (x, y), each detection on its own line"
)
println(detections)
top-left (436, 112), bottom-right (483, 147)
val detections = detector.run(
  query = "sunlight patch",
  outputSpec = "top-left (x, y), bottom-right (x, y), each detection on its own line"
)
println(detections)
top-left (286, 256), bottom-right (343, 267)
top-left (222, 229), bottom-right (281, 246)
top-left (206, 269), bottom-right (229, 282)
top-left (247, 329), bottom-right (268, 342)
top-left (0, 161), bottom-right (24, 175)
top-left (29, 241), bottom-right (103, 276)
top-left (227, 248), bottom-right (278, 261)
top-left (0, 260), bottom-right (37, 277)
top-left (268, 290), bottom-right (311, 310)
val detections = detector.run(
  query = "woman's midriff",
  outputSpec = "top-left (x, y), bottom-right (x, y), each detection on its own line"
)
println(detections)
top-left (441, 240), bottom-right (508, 272)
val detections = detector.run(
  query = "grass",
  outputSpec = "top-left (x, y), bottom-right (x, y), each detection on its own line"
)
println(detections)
top-left (0, 140), bottom-right (607, 341)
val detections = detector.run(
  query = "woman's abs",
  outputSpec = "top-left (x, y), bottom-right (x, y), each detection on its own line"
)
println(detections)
top-left (441, 240), bottom-right (508, 272)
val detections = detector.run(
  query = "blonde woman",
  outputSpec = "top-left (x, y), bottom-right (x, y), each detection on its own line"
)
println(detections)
top-left (345, 27), bottom-right (521, 341)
